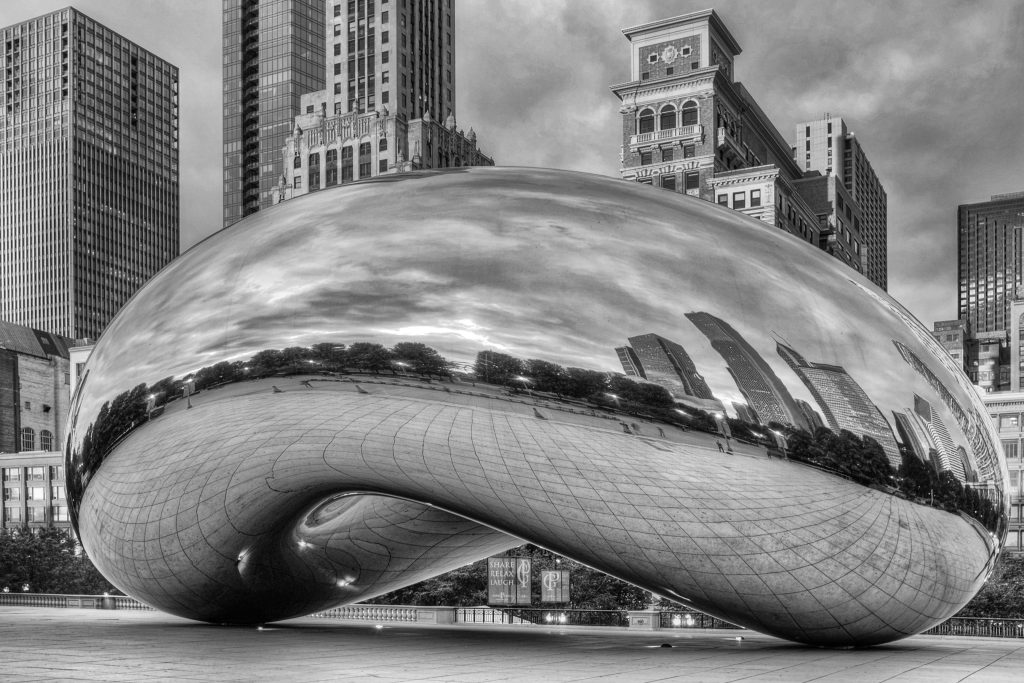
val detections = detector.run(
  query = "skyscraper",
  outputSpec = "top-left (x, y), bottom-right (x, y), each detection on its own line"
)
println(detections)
top-left (957, 191), bottom-right (1024, 334)
top-left (776, 341), bottom-right (900, 467)
top-left (794, 116), bottom-right (888, 289)
top-left (222, 0), bottom-right (326, 227)
top-left (272, 0), bottom-right (491, 202)
top-left (912, 393), bottom-right (963, 482)
top-left (0, 8), bottom-right (179, 340)
top-left (684, 312), bottom-right (808, 430)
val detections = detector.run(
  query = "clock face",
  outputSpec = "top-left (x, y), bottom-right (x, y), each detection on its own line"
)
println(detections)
top-left (661, 45), bottom-right (678, 64)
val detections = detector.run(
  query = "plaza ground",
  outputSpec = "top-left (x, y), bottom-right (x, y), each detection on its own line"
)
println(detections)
top-left (2, 607), bottom-right (1023, 682)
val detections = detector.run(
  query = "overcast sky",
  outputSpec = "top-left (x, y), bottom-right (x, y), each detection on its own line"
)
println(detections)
top-left (3, 1), bottom-right (1022, 329)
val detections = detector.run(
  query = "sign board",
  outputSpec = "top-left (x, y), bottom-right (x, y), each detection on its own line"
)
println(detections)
top-left (487, 556), bottom-right (531, 605)
top-left (540, 569), bottom-right (570, 603)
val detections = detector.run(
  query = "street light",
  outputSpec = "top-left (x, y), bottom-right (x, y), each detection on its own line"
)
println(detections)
top-left (514, 375), bottom-right (533, 396)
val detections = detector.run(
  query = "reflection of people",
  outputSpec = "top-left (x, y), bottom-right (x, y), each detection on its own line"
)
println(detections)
top-left (716, 441), bottom-right (725, 452)
top-left (300, 380), bottom-right (313, 389)
top-left (272, 386), bottom-right (284, 393)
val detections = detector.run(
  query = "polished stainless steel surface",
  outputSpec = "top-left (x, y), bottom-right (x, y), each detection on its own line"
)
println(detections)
top-left (67, 167), bottom-right (1007, 646)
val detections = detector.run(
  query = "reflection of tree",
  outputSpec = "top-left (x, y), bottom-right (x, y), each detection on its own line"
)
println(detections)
top-left (392, 342), bottom-right (450, 378)
top-left (345, 342), bottom-right (395, 374)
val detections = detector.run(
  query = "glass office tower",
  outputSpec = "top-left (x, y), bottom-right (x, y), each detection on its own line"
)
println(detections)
top-left (222, 0), bottom-right (325, 227)
top-left (0, 8), bottom-right (179, 340)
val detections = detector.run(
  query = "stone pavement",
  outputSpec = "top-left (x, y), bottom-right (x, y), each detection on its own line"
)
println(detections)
top-left (2, 607), bottom-right (1024, 682)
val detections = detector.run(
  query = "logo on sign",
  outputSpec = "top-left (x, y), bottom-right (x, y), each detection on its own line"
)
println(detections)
top-left (542, 572), bottom-right (560, 591)
top-left (517, 560), bottom-right (531, 587)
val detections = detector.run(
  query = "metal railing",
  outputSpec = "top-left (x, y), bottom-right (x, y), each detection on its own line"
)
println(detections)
top-left (457, 607), bottom-right (628, 627)
top-left (924, 617), bottom-right (1024, 638)
top-left (660, 611), bottom-right (743, 630)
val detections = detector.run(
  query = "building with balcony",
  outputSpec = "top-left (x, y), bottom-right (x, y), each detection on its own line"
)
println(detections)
top-left (0, 8), bottom-right (179, 339)
top-left (223, 0), bottom-right (325, 226)
top-left (795, 116), bottom-right (888, 289)
top-left (610, 10), bottom-right (869, 280)
top-left (272, 0), bottom-right (491, 202)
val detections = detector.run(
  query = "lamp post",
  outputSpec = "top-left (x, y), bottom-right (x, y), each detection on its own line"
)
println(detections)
top-left (184, 377), bottom-right (195, 409)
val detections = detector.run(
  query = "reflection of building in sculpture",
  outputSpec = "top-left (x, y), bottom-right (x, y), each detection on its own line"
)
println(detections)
top-left (1, 8), bottom-right (180, 339)
top-left (912, 394), bottom-right (965, 482)
top-left (776, 341), bottom-right (900, 467)
top-left (891, 339), bottom-right (998, 483)
top-left (982, 390), bottom-right (1024, 555)
top-left (685, 312), bottom-right (808, 429)
top-left (272, 0), bottom-right (493, 204)
top-left (892, 410), bottom-right (928, 462)
top-left (795, 399), bottom-right (825, 431)
top-left (732, 401), bottom-right (756, 424)
top-left (617, 334), bottom-right (716, 403)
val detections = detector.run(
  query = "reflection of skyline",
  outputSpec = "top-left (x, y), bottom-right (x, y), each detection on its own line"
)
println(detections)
top-left (685, 312), bottom-right (810, 430)
top-left (893, 339), bottom-right (996, 483)
top-left (616, 333), bottom-right (716, 405)
top-left (777, 341), bottom-right (901, 467)
top-left (913, 394), bottom-right (965, 483)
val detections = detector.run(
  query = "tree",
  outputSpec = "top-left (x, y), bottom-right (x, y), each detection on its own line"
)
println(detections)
top-left (0, 527), bottom-right (115, 595)
top-left (392, 342), bottom-right (450, 378)
top-left (474, 351), bottom-right (523, 386)
top-left (346, 342), bottom-right (395, 374)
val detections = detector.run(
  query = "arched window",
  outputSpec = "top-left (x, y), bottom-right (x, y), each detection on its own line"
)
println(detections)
top-left (40, 430), bottom-right (53, 451)
top-left (659, 104), bottom-right (676, 131)
top-left (21, 427), bottom-right (34, 451)
top-left (637, 108), bottom-right (655, 135)
top-left (681, 101), bottom-right (698, 127)
top-left (379, 138), bottom-right (388, 152)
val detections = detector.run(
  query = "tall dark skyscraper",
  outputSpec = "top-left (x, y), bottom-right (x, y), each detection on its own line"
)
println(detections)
top-left (0, 8), bottom-right (179, 340)
top-left (222, 0), bottom-right (326, 227)
top-left (684, 312), bottom-right (808, 429)
top-left (958, 191), bottom-right (1024, 334)
top-left (617, 333), bottom-right (715, 402)
top-left (776, 341), bottom-right (900, 467)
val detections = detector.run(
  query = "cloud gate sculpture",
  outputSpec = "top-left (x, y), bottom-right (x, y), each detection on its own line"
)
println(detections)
top-left (67, 167), bottom-right (1007, 647)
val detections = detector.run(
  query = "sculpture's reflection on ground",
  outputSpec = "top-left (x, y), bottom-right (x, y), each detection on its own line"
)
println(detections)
top-left (67, 167), bottom-right (1007, 646)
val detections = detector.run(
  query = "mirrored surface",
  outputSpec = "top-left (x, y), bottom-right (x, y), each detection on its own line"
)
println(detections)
top-left (67, 167), bottom-right (1007, 646)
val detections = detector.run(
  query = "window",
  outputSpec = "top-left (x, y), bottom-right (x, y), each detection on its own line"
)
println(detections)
top-left (805, 140), bottom-right (810, 151)
top-left (750, 189), bottom-right (761, 207)
top-left (680, 101), bottom-right (698, 126)
top-left (334, 3), bottom-right (342, 16)
top-left (684, 171), bottom-right (699, 191)
top-left (717, 194), bottom-right (728, 206)
top-left (341, 146), bottom-right (354, 182)
top-left (382, 30), bottom-right (389, 43)
top-left (2, 468), bottom-right (20, 482)
top-left (382, 50), bottom-right (389, 64)
top-left (326, 149), bottom-right (338, 186)
top-left (294, 176), bottom-right (302, 189)
top-left (637, 178), bottom-right (653, 185)
top-left (1003, 441), bottom-right (1019, 459)
top-left (3, 488), bottom-right (19, 501)
top-left (637, 108), bottom-right (654, 135)
top-left (639, 150), bottom-right (652, 165)
top-left (379, 138), bottom-right (387, 152)
top-left (27, 486), bottom-right (45, 501)
top-left (308, 153), bottom-right (321, 190)
top-left (293, 155), bottom-right (301, 169)
top-left (4, 507), bottom-right (21, 522)
top-left (662, 147), bottom-right (674, 162)
top-left (666, 67), bottom-right (673, 76)
top-left (51, 485), bottom-right (65, 500)
top-left (379, 159), bottom-right (388, 173)
top-left (306, 105), bottom-right (314, 114)
top-left (683, 144), bottom-right (695, 158)
top-left (381, 70), bottom-right (389, 84)
top-left (21, 427), bottom-right (34, 451)
top-left (732, 191), bottom-right (746, 209)
top-left (659, 105), bottom-right (675, 131)
top-left (334, 43), bottom-right (341, 56)
top-left (40, 430), bottom-right (52, 451)
top-left (1000, 414), bottom-right (1019, 430)
top-left (334, 82), bottom-right (342, 94)
top-left (27, 467), bottom-right (43, 481)
top-left (52, 505), bottom-right (68, 522)
top-left (24, 401), bottom-right (30, 410)
top-left (27, 506), bottom-right (46, 522)
top-left (49, 466), bottom-right (63, 481)
top-left (359, 141), bottom-right (372, 177)
top-left (641, 71), bottom-right (649, 80)
top-left (661, 175), bottom-right (676, 191)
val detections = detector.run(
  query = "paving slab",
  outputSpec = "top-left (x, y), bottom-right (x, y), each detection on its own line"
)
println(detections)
top-left (1, 607), bottom-right (1023, 682)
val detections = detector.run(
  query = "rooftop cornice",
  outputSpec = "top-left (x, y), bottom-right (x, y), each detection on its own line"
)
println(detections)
top-left (622, 9), bottom-right (742, 55)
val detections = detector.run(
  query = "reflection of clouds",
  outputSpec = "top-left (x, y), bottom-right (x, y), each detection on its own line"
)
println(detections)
top-left (71, 168), bottom-right (1003, 498)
